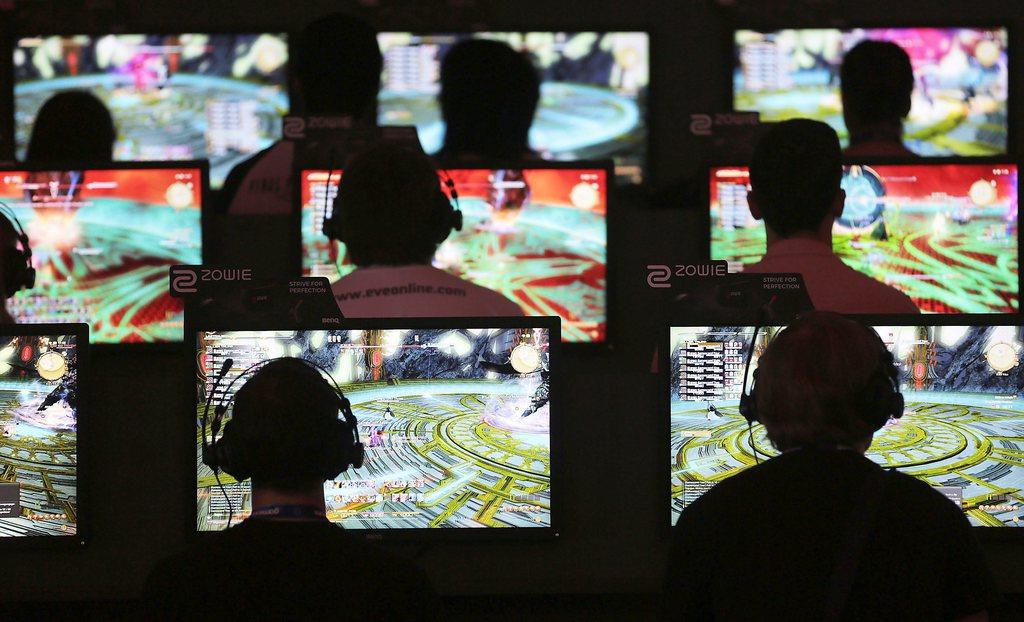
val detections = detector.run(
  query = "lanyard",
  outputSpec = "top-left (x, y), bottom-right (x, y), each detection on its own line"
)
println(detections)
top-left (250, 504), bottom-right (327, 521)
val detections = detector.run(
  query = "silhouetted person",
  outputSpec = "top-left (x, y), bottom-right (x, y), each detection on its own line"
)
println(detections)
top-left (666, 312), bottom-right (997, 621)
top-left (145, 359), bottom-right (437, 619)
top-left (437, 39), bottom-right (541, 162)
top-left (841, 40), bottom-right (917, 157)
top-left (744, 119), bottom-right (919, 313)
top-left (324, 143), bottom-right (523, 317)
top-left (25, 91), bottom-right (115, 162)
top-left (0, 213), bottom-right (34, 324)
top-left (220, 13), bottom-right (382, 216)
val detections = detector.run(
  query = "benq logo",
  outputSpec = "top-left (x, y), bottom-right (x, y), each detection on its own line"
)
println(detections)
top-left (283, 116), bottom-right (306, 139)
top-left (689, 114), bottom-right (712, 136)
top-left (647, 264), bottom-right (672, 288)
top-left (170, 267), bottom-right (198, 293)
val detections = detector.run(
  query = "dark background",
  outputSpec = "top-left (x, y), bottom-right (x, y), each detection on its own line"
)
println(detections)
top-left (0, 0), bottom-right (1022, 619)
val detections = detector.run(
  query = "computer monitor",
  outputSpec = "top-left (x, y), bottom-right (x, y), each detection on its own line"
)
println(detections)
top-left (733, 27), bottom-right (1009, 156)
top-left (709, 161), bottom-right (1020, 313)
top-left (668, 318), bottom-right (1024, 527)
top-left (300, 163), bottom-right (610, 343)
top-left (195, 318), bottom-right (558, 537)
top-left (13, 34), bottom-right (288, 188)
top-left (377, 32), bottom-right (649, 182)
top-left (0, 162), bottom-right (205, 343)
top-left (0, 323), bottom-right (85, 543)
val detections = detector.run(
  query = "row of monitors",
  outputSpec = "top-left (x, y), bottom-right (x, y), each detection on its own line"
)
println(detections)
top-left (9, 26), bottom-right (1013, 189)
top-left (11, 32), bottom-right (649, 186)
top-left (5, 315), bottom-right (1020, 545)
top-left (1, 159), bottom-right (1020, 344)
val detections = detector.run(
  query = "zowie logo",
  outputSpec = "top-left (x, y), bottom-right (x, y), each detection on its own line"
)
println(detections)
top-left (169, 266), bottom-right (254, 295)
top-left (646, 263), bottom-right (729, 288)
top-left (283, 115), bottom-right (355, 140)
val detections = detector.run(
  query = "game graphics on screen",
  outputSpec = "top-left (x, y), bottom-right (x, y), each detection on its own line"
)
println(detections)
top-left (0, 167), bottom-right (202, 343)
top-left (197, 327), bottom-right (551, 531)
top-left (377, 32), bottom-right (648, 181)
top-left (13, 34), bottom-right (288, 187)
top-left (669, 324), bottom-right (1024, 527)
top-left (0, 334), bottom-right (78, 538)
top-left (734, 28), bottom-right (1009, 155)
top-left (302, 168), bottom-right (608, 342)
top-left (710, 163), bottom-right (1019, 313)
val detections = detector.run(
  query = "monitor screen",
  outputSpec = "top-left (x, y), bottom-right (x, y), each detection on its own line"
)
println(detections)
top-left (668, 322), bottom-right (1024, 527)
top-left (13, 34), bottom-right (288, 188)
top-left (733, 27), bottom-right (1009, 156)
top-left (301, 166), bottom-right (609, 343)
top-left (196, 324), bottom-right (555, 533)
top-left (709, 162), bottom-right (1019, 313)
top-left (0, 164), bottom-right (204, 343)
top-left (0, 326), bottom-right (82, 539)
top-left (377, 32), bottom-right (648, 182)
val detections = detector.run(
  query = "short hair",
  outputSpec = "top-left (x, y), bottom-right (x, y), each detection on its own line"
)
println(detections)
top-left (26, 91), bottom-right (115, 162)
top-left (230, 358), bottom-right (342, 489)
top-left (439, 39), bottom-right (540, 159)
top-left (841, 40), bottom-right (914, 124)
top-left (334, 144), bottom-right (445, 266)
top-left (749, 119), bottom-right (843, 237)
top-left (754, 312), bottom-right (892, 451)
top-left (293, 13), bottom-right (382, 116)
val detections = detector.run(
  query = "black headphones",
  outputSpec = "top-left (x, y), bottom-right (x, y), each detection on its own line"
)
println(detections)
top-left (739, 323), bottom-right (904, 433)
top-left (0, 202), bottom-right (36, 297)
top-left (201, 357), bottom-right (365, 483)
top-left (322, 168), bottom-right (463, 246)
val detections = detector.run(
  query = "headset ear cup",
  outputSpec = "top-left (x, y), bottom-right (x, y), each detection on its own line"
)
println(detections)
top-left (216, 423), bottom-right (251, 482)
top-left (739, 369), bottom-right (759, 425)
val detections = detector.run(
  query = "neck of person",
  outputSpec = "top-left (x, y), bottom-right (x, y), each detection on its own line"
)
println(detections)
top-left (764, 218), bottom-right (834, 250)
top-left (251, 482), bottom-right (327, 520)
top-left (847, 119), bottom-right (904, 148)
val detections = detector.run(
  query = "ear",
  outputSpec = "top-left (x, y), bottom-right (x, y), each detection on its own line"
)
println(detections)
top-left (747, 190), bottom-right (764, 221)
top-left (830, 188), bottom-right (846, 219)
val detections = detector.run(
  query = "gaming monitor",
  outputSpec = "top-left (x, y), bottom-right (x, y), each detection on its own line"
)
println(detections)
top-left (300, 164), bottom-right (610, 343)
top-left (0, 162), bottom-right (205, 343)
top-left (733, 27), bottom-right (1009, 156)
top-left (13, 34), bottom-right (288, 188)
top-left (709, 161), bottom-right (1020, 313)
top-left (195, 318), bottom-right (558, 537)
top-left (668, 319), bottom-right (1024, 527)
top-left (377, 32), bottom-right (649, 182)
top-left (0, 323), bottom-right (85, 543)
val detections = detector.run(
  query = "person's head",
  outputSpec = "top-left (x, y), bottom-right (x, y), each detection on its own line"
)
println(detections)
top-left (26, 91), bottom-right (115, 162)
top-left (751, 312), bottom-right (904, 452)
top-left (292, 13), bottom-right (382, 120)
top-left (222, 358), bottom-right (359, 492)
top-left (327, 143), bottom-right (458, 266)
top-left (748, 119), bottom-right (845, 239)
top-left (439, 39), bottom-right (540, 159)
top-left (0, 212), bottom-right (33, 302)
top-left (841, 40), bottom-right (914, 139)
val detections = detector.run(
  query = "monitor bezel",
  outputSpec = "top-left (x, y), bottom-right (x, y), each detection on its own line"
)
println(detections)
top-left (7, 31), bottom-right (292, 182)
top-left (293, 158), bottom-right (617, 349)
top-left (726, 22), bottom-right (1014, 157)
top-left (664, 313), bottom-right (1024, 538)
top-left (0, 159), bottom-right (210, 349)
top-left (375, 30), bottom-right (652, 183)
top-left (189, 315), bottom-right (562, 542)
top-left (0, 322), bottom-right (88, 549)
top-left (701, 156), bottom-right (1022, 315)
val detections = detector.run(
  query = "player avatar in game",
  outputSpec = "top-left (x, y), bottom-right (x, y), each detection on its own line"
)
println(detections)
top-left (484, 169), bottom-right (531, 232)
top-left (706, 402), bottom-right (720, 421)
top-left (383, 406), bottom-right (394, 419)
top-left (521, 370), bottom-right (550, 418)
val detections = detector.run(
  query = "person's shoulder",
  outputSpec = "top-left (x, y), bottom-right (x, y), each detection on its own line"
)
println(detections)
top-left (846, 269), bottom-right (920, 313)
top-left (409, 265), bottom-right (524, 315)
top-left (883, 469), bottom-right (967, 524)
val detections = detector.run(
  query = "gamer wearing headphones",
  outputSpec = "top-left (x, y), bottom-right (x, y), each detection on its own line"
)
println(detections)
top-left (0, 209), bottom-right (36, 324)
top-left (743, 119), bottom-right (920, 314)
top-left (145, 358), bottom-right (438, 619)
top-left (325, 143), bottom-right (523, 317)
top-left (664, 312), bottom-right (997, 622)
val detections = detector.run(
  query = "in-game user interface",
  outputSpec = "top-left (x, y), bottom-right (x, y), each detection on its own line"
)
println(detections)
top-left (0, 166), bottom-right (203, 343)
top-left (301, 167), bottom-right (608, 342)
top-left (710, 163), bottom-right (1019, 313)
top-left (669, 323), bottom-right (1024, 526)
top-left (734, 27), bottom-right (1008, 156)
top-left (13, 34), bottom-right (288, 188)
top-left (0, 331), bottom-right (79, 538)
top-left (197, 327), bottom-right (553, 531)
top-left (377, 32), bottom-right (648, 182)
